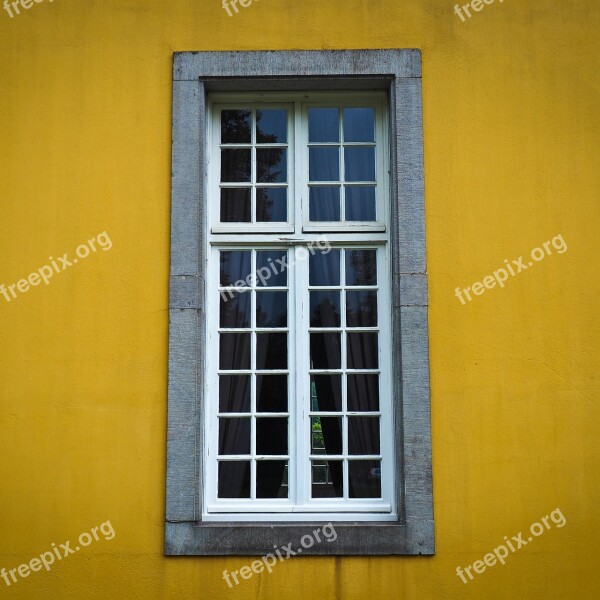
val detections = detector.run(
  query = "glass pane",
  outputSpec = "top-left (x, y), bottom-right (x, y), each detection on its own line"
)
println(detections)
top-left (257, 148), bottom-right (287, 183)
top-left (311, 460), bottom-right (343, 498)
top-left (348, 417), bottom-right (380, 454)
top-left (343, 108), bottom-right (375, 142)
top-left (310, 290), bottom-right (341, 327)
top-left (309, 187), bottom-right (340, 221)
top-left (344, 147), bottom-right (375, 182)
top-left (220, 291), bottom-right (250, 328)
top-left (221, 110), bottom-right (251, 144)
top-left (219, 418), bottom-right (251, 455)
top-left (256, 333), bottom-right (287, 370)
top-left (347, 374), bottom-right (379, 412)
top-left (256, 291), bottom-right (287, 328)
top-left (218, 461), bottom-right (250, 498)
top-left (346, 290), bottom-right (378, 327)
top-left (345, 186), bottom-right (376, 221)
top-left (256, 109), bottom-right (287, 143)
top-left (347, 332), bottom-right (379, 369)
top-left (311, 374), bottom-right (342, 412)
top-left (309, 249), bottom-right (340, 286)
top-left (220, 188), bottom-right (251, 222)
top-left (219, 333), bottom-right (251, 370)
top-left (308, 108), bottom-right (339, 142)
top-left (256, 250), bottom-right (287, 287)
top-left (309, 147), bottom-right (339, 182)
top-left (347, 333), bottom-right (378, 369)
top-left (348, 460), bottom-right (381, 498)
top-left (310, 333), bottom-right (341, 369)
top-left (256, 375), bottom-right (287, 413)
top-left (311, 417), bottom-right (325, 453)
top-left (219, 375), bottom-right (251, 413)
top-left (312, 416), bottom-right (342, 454)
top-left (256, 188), bottom-right (287, 222)
top-left (256, 418), bottom-right (288, 455)
top-left (221, 149), bottom-right (251, 182)
top-left (345, 249), bottom-right (377, 286)
top-left (220, 250), bottom-right (251, 287)
top-left (257, 460), bottom-right (288, 498)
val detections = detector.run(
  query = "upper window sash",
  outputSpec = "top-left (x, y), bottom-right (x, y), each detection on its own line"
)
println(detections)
top-left (208, 92), bottom-right (388, 236)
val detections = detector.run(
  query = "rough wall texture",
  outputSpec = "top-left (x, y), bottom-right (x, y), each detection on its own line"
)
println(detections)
top-left (0, 0), bottom-right (598, 598)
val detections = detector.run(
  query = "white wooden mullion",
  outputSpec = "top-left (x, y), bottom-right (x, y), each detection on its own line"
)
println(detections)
top-left (250, 250), bottom-right (257, 500)
top-left (341, 249), bottom-right (349, 500)
top-left (294, 244), bottom-right (309, 508)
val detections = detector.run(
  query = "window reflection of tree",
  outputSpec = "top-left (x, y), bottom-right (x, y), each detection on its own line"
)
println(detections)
top-left (221, 111), bottom-right (285, 222)
top-left (256, 111), bottom-right (284, 222)
top-left (346, 293), bottom-right (377, 328)
top-left (347, 250), bottom-right (376, 286)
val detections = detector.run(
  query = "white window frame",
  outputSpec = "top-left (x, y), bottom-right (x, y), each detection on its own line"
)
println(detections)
top-left (204, 92), bottom-right (395, 522)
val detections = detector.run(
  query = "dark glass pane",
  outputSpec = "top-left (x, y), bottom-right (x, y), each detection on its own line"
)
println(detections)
top-left (221, 110), bottom-right (251, 144)
top-left (221, 149), bottom-right (251, 182)
top-left (309, 147), bottom-right (339, 181)
top-left (345, 249), bottom-right (377, 285)
top-left (346, 290), bottom-right (377, 327)
top-left (256, 375), bottom-right (287, 413)
top-left (348, 417), bottom-right (380, 455)
top-left (219, 333), bottom-right (251, 370)
top-left (344, 147), bottom-right (375, 182)
top-left (312, 417), bottom-right (342, 454)
top-left (257, 460), bottom-right (288, 498)
top-left (220, 251), bottom-right (251, 287)
top-left (347, 374), bottom-right (379, 412)
top-left (257, 148), bottom-right (287, 183)
top-left (256, 333), bottom-right (287, 370)
top-left (311, 375), bottom-right (342, 412)
top-left (256, 109), bottom-right (288, 143)
top-left (311, 460), bottom-right (343, 498)
top-left (309, 249), bottom-right (340, 286)
top-left (219, 418), bottom-right (251, 455)
top-left (256, 188), bottom-right (287, 222)
top-left (256, 291), bottom-right (287, 328)
top-left (256, 250), bottom-right (287, 287)
top-left (308, 108), bottom-right (339, 142)
top-left (220, 188), bottom-right (251, 222)
top-left (349, 460), bottom-right (381, 498)
top-left (310, 333), bottom-right (341, 369)
top-left (256, 418), bottom-right (288, 455)
top-left (347, 332), bottom-right (379, 369)
top-left (345, 186), bottom-right (376, 221)
top-left (220, 291), bottom-right (250, 328)
top-left (309, 187), bottom-right (340, 221)
top-left (310, 290), bottom-right (341, 327)
top-left (219, 375), bottom-right (251, 413)
top-left (218, 461), bottom-right (250, 498)
top-left (343, 108), bottom-right (375, 142)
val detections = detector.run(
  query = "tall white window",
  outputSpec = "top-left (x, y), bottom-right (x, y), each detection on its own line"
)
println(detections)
top-left (204, 92), bottom-right (395, 521)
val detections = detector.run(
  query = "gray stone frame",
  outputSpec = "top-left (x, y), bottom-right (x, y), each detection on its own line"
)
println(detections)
top-left (166, 50), bottom-right (433, 556)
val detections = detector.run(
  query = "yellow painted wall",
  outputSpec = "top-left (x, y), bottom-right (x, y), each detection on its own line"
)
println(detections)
top-left (1, 0), bottom-right (598, 598)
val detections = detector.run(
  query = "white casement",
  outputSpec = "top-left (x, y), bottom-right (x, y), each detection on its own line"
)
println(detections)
top-left (204, 92), bottom-right (395, 522)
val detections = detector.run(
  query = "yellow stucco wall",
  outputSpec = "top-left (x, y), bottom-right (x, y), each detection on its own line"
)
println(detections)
top-left (1, 0), bottom-right (598, 598)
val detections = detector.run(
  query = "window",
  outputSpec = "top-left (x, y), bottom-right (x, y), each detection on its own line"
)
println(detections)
top-left (205, 94), bottom-right (394, 520)
top-left (167, 50), bottom-right (433, 555)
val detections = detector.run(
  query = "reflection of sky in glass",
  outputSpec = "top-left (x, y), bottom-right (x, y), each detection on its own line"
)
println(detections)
top-left (309, 187), bottom-right (340, 221)
top-left (309, 147), bottom-right (339, 181)
top-left (344, 147), bottom-right (375, 181)
top-left (343, 108), bottom-right (375, 142)
top-left (257, 109), bottom-right (288, 143)
top-left (308, 108), bottom-right (339, 142)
